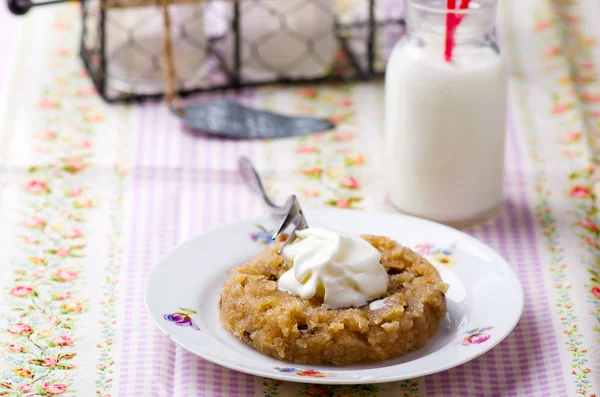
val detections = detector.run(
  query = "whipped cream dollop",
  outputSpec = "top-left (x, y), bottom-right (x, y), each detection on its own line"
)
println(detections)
top-left (278, 227), bottom-right (389, 309)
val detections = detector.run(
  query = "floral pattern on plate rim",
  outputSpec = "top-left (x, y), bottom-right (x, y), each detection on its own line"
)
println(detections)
top-left (250, 225), bottom-right (288, 245)
top-left (274, 367), bottom-right (338, 378)
top-left (458, 327), bottom-right (494, 347)
top-left (413, 242), bottom-right (458, 268)
top-left (163, 308), bottom-right (201, 331)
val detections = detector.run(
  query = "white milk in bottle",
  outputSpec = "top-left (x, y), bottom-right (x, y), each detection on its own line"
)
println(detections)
top-left (385, 0), bottom-right (508, 226)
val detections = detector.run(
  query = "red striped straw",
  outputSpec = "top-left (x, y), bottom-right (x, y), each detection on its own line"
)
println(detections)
top-left (444, 0), bottom-right (457, 62)
top-left (444, 0), bottom-right (472, 62)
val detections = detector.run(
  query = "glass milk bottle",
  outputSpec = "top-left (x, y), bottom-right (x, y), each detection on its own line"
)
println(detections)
top-left (385, 0), bottom-right (507, 227)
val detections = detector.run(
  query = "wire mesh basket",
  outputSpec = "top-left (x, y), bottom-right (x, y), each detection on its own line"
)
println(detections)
top-left (9, 0), bottom-right (405, 103)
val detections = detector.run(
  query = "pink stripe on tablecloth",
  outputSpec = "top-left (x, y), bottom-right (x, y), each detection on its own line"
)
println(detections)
top-left (118, 93), bottom-right (258, 397)
top-left (423, 108), bottom-right (568, 396)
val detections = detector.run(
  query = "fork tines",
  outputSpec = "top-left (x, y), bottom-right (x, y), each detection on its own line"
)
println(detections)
top-left (272, 195), bottom-right (308, 253)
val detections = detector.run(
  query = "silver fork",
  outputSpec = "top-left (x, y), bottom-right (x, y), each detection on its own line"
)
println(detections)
top-left (238, 157), bottom-right (308, 251)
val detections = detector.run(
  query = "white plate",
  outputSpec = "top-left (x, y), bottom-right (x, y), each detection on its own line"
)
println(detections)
top-left (145, 209), bottom-right (524, 384)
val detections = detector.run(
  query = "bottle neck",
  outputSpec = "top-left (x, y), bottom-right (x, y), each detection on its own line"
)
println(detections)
top-left (405, 0), bottom-right (498, 46)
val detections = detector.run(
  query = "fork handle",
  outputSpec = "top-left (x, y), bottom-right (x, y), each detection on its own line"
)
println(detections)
top-left (238, 157), bottom-right (280, 210)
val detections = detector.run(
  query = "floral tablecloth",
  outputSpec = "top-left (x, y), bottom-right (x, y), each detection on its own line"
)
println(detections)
top-left (0, 0), bottom-right (599, 396)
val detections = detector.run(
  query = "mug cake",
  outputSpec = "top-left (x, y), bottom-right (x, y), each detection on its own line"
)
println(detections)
top-left (219, 227), bottom-right (448, 365)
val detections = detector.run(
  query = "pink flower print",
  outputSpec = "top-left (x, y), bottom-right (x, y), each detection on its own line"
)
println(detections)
top-left (43, 383), bottom-right (68, 395)
top-left (592, 286), bottom-right (600, 299)
top-left (24, 236), bottom-right (39, 244)
top-left (67, 187), bottom-right (83, 197)
top-left (40, 129), bottom-right (57, 140)
top-left (7, 323), bottom-right (33, 335)
top-left (583, 368), bottom-right (591, 373)
top-left (570, 185), bottom-right (591, 198)
top-left (25, 180), bottom-right (49, 195)
top-left (298, 87), bottom-right (318, 99)
top-left (47, 316), bottom-right (60, 324)
top-left (576, 388), bottom-right (585, 395)
top-left (42, 358), bottom-right (58, 368)
top-left (55, 47), bottom-right (69, 57)
top-left (329, 114), bottom-right (345, 124)
top-left (38, 99), bottom-right (60, 109)
top-left (55, 248), bottom-right (70, 257)
top-left (76, 86), bottom-right (97, 96)
top-left (303, 189), bottom-right (319, 197)
top-left (19, 384), bottom-right (31, 392)
top-left (462, 333), bottom-right (491, 346)
top-left (55, 291), bottom-right (72, 300)
top-left (78, 104), bottom-right (93, 113)
top-left (55, 269), bottom-right (78, 281)
top-left (545, 45), bottom-right (561, 57)
top-left (579, 60), bottom-right (595, 70)
top-left (566, 13), bottom-right (581, 23)
top-left (534, 19), bottom-right (551, 32)
top-left (332, 131), bottom-right (354, 141)
top-left (551, 103), bottom-right (573, 114)
top-left (8, 343), bottom-right (23, 352)
top-left (335, 198), bottom-right (350, 209)
top-left (77, 139), bottom-right (93, 148)
top-left (568, 345), bottom-right (578, 351)
top-left (295, 145), bottom-right (318, 154)
top-left (64, 156), bottom-right (86, 173)
top-left (63, 228), bottom-right (84, 239)
top-left (61, 301), bottom-right (83, 313)
top-left (559, 131), bottom-right (581, 144)
top-left (339, 98), bottom-right (353, 108)
top-left (10, 286), bottom-right (33, 297)
top-left (581, 92), bottom-right (600, 103)
top-left (25, 217), bottom-right (46, 228)
top-left (33, 270), bottom-right (44, 278)
top-left (51, 335), bottom-right (73, 346)
top-left (579, 218), bottom-right (599, 233)
top-left (339, 176), bottom-right (360, 189)
top-left (98, 363), bottom-right (106, 370)
top-left (585, 236), bottom-right (600, 249)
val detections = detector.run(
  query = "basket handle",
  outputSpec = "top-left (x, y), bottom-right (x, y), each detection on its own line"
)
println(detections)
top-left (7, 0), bottom-right (72, 15)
